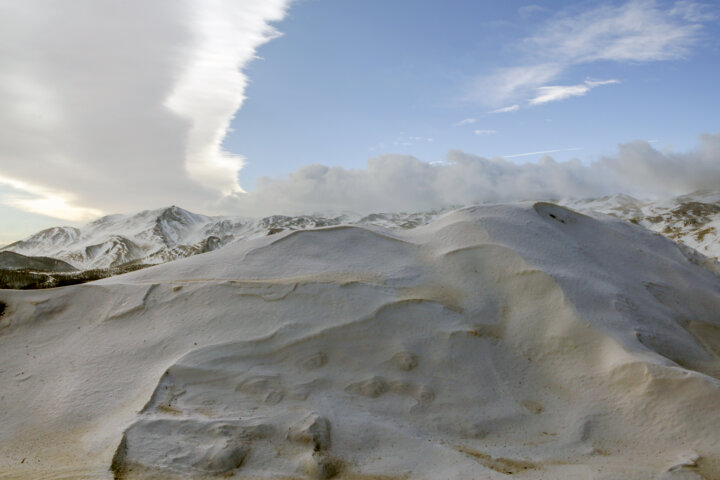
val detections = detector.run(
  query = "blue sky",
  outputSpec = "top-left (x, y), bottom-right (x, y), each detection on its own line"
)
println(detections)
top-left (1, 0), bottom-right (719, 243)
top-left (231, 0), bottom-right (719, 187)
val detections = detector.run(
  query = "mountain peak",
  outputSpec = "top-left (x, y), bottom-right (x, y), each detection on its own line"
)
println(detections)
top-left (5, 192), bottom-right (720, 272)
top-left (157, 205), bottom-right (194, 219)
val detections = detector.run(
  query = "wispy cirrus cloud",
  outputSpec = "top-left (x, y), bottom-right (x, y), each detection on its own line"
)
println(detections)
top-left (670, 0), bottom-right (718, 21)
top-left (467, 0), bottom-right (710, 108)
top-left (474, 129), bottom-right (498, 136)
top-left (529, 79), bottom-right (619, 105)
top-left (453, 118), bottom-right (477, 127)
top-left (469, 63), bottom-right (562, 107)
top-left (488, 104), bottom-right (520, 114)
top-left (518, 5), bottom-right (547, 19)
top-left (525, 0), bottom-right (702, 63)
top-left (503, 147), bottom-right (583, 159)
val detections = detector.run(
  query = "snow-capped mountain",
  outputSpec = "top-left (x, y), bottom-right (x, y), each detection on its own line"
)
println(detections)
top-left (2, 206), bottom-right (217, 269)
top-left (1, 206), bottom-right (447, 270)
top-left (3, 191), bottom-right (719, 272)
top-left (564, 190), bottom-right (720, 260)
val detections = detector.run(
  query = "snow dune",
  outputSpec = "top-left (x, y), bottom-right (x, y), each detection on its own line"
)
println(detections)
top-left (0, 203), bottom-right (718, 479)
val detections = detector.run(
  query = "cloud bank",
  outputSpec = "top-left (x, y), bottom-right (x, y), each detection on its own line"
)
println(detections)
top-left (224, 133), bottom-right (720, 216)
top-left (0, 0), bottom-right (291, 221)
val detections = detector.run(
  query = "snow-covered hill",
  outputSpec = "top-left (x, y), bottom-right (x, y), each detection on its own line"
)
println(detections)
top-left (0, 251), bottom-right (77, 272)
top-left (1, 206), bottom-right (446, 270)
top-left (565, 190), bottom-right (720, 260)
top-left (0, 202), bottom-right (718, 479)
top-left (3, 191), bottom-right (720, 274)
top-left (1, 206), bottom-right (216, 269)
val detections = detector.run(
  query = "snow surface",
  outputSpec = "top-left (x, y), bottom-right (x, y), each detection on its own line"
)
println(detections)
top-left (564, 190), bottom-right (720, 261)
top-left (0, 206), bottom-right (446, 271)
top-left (3, 191), bottom-right (719, 274)
top-left (0, 203), bottom-right (719, 479)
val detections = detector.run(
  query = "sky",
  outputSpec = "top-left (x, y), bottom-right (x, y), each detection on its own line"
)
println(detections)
top-left (1, 0), bottom-right (719, 243)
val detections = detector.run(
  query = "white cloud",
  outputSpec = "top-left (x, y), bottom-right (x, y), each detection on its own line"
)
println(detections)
top-left (222, 132), bottom-right (720, 215)
top-left (600, 133), bottom-right (720, 195)
top-left (503, 147), bottom-right (583, 159)
top-left (468, 0), bottom-right (708, 107)
top-left (489, 105), bottom-right (520, 114)
top-left (453, 118), bottom-right (477, 127)
top-left (670, 0), bottom-right (718, 22)
top-left (467, 63), bottom-right (562, 106)
top-left (518, 5), bottom-right (547, 18)
top-left (225, 153), bottom-right (612, 215)
top-left (474, 129), bottom-right (498, 136)
top-left (0, 0), bottom-right (291, 221)
top-left (382, 135), bottom-right (434, 149)
top-left (530, 85), bottom-right (590, 105)
top-left (529, 79), bottom-right (619, 105)
top-left (526, 0), bottom-right (702, 63)
top-left (584, 79), bottom-right (621, 88)
top-left (0, 176), bottom-right (102, 221)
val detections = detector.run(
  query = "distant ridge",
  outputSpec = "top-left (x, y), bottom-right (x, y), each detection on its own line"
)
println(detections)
top-left (0, 251), bottom-right (77, 272)
top-left (1, 206), bottom-right (444, 270)
top-left (2, 191), bottom-right (719, 274)
top-left (564, 190), bottom-right (720, 260)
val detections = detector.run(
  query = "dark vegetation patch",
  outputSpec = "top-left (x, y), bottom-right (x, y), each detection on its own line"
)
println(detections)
top-left (662, 225), bottom-right (683, 239)
top-left (0, 251), bottom-right (77, 272)
top-left (695, 226), bottom-right (717, 243)
top-left (672, 201), bottom-right (720, 218)
top-left (0, 263), bottom-right (151, 290)
top-left (669, 202), bottom-right (720, 227)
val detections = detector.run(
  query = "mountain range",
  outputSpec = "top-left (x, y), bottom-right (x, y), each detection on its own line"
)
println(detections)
top-left (1, 191), bottom-right (718, 274)
top-left (0, 206), bottom-right (445, 271)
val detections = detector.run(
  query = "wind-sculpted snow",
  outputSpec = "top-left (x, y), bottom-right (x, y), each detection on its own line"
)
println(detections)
top-left (0, 203), bottom-right (719, 479)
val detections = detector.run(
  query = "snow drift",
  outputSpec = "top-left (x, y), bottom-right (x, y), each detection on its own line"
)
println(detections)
top-left (0, 203), bottom-right (718, 479)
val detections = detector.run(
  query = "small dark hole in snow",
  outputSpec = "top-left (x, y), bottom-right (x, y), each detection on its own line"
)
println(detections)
top-left (0, 302), bottom-right (5, 318)
top-left (547, 213), bottom-right (567, 224)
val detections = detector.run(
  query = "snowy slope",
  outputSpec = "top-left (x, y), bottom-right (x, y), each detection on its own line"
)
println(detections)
top-left (1, 206), bottom-right (446, 270)
top-left (0, 251), bottom-right (77, 272)
top-left (0, 202), bottom-right (718, 479)
top-left (565, 190), bottom-right (720, 260)
top-left (4, 192), bottom-right (718, 273)
top-left (1, 206), bottom-right (216, 269)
